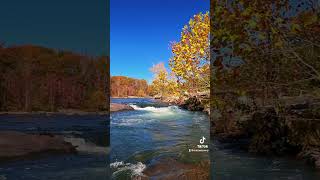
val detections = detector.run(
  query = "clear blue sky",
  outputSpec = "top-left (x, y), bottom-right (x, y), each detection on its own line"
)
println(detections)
top-left (0, 0), bottom-right (109, 56)
top-left (111, 0), bottom-right (209, 82)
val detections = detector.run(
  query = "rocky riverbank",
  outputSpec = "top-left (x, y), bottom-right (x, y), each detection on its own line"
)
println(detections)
top-left (212, 95), bottom-right (320, 169)
top-left (157, 92), bottom-right (210, 114)
top-left (0, 131), bottom-right (77, 162)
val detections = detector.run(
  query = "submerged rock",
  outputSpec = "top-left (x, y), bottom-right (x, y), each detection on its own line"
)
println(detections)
top-left (110, 103), bottom-right (134, 112)
top-left (0, 131), bottom-right (76, 161)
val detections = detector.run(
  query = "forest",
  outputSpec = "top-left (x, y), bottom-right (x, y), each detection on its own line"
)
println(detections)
top-left (110, 76), bottom-right (148, 97)
top-left (0, 45), bottom-right (109, 112)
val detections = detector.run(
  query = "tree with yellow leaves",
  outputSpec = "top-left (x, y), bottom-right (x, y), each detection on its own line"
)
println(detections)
top-left (170, 12), bottom-right (210, 95)
top-left (149, 62), bottom-right (179, 98)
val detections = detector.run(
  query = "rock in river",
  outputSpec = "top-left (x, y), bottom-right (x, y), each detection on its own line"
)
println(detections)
top-left (110, 103), bottom-right (134, 112)
top-left (133, 158), bottom-right (209, 180)
top-left (0, 131), bottom-right (76, 161)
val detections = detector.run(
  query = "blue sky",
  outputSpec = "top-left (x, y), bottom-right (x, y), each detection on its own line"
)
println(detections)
top-left (0, 0), bottom-right (109, 56)
top-left (111, 0), bottom-right (209, 82)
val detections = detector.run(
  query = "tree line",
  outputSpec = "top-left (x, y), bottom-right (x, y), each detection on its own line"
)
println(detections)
top-left (0, 45), bottom-right (109, 112)
top-left (111, 76), bottom-right (149, 97)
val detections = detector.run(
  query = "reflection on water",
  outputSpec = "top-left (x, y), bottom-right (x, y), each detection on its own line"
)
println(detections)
top-left (110, 98), bottom-right (210, 179)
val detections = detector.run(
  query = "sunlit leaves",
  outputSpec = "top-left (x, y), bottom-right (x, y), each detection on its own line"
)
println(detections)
top-left (149, 62), bottom-right (179, 97)
top-left (211, 0), bottom-right (320, 98)
top-left (169, 12), bottom-right (210, 93)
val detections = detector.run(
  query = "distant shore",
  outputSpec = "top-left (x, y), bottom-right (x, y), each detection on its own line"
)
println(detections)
top-left (111, 95), bottom-right (210, 114)
top-left (0, 94), bottom-right (209, 115)
top-left (111, 96), bottom-right (151, 99)
top-left (0, 110), bottom-right (109, 116)
top-left (0, 103), bottom-right (135, 115)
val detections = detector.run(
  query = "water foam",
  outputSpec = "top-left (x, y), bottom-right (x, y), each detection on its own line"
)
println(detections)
top-left (111, 117), bottom-right (146, 126)
top-left (111, 161), bottom-right (146, 177)
top-left (64, 137), bottom-right (109, 154)
top-left (129, 105), bottom-right (181, 114)
top-left (111, 105), bottom-right (184, 126)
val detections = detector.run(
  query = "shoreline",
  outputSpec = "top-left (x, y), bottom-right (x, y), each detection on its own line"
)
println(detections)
top-left (0, 96), bottom-right (209, 115)
top-left (0, 111), bottom-right (109, 116)
top-left (111, 96), bottom-right (151, 99)
top-left (211, 96), bottom-right (320, 170)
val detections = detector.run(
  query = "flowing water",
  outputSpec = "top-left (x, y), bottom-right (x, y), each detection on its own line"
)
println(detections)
top-left (0, 114), bottom-right (109, 180)
top-left (110, 98), bottom-right (210, 179)
top-left (211, 140), bottom-right (320, 179)
top-left (112, 98), bottom-right (320, 180)
top-left (1, 98), bottom-right (319, 180)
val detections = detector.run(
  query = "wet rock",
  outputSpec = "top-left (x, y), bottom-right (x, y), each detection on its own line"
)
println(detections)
top-left (0, 131), bottom-right (76, 161)
top-left (180, 96), bottom-right (204, 111)
top-left (110, 103), bottom-right (134, 112)
top-left (132, 175), bottom-right (149, 180)
top-left (159, 96), bottom-right (185, 106)
top-left (141, 158), bottom-right (209, 180)
top-left (211, 95), bottom-right (320, 169)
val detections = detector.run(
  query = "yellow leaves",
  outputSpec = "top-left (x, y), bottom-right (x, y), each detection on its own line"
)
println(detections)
top-left (149, 62), bottom-right (180, 96)
top-left (199, 48), bottom-right (205, 55)
top-left (168, 12), bottom-right (210, 93)
top-left (150, 12), bottom-right (210, 96)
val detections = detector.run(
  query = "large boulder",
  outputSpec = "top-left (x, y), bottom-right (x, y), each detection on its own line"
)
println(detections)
top-left (0, 131), bottom-right (76, 161)
top-left (110, 103), bottom-right (134, 112)
top-left (180, 96), bottom-right (204, 111)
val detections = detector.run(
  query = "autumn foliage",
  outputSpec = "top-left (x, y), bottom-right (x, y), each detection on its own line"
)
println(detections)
top-left (148, 63), bottom-right (178, 97)
top-left (150, 12), bottom-right (210, 97)
top-left (0, 45), bottom-right (109, 112)
top-left (211, 0), bottom-right (320, 103)
top-left (111, 76), bottom-right (148, 97)
top-left (170, 12), bottom-right (210, 94)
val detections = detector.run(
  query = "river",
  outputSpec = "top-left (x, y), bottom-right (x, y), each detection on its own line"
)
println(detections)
top-left (211, 140), bottom-right (320, 179)
top-left (111, 98), bottom-right (320, 180)
top-left (0, 98), bottom-right (319, 179)
top-left (110, 98), bottom-right (210, 179)
top-left (0, 114), bottom-right (109, 180)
